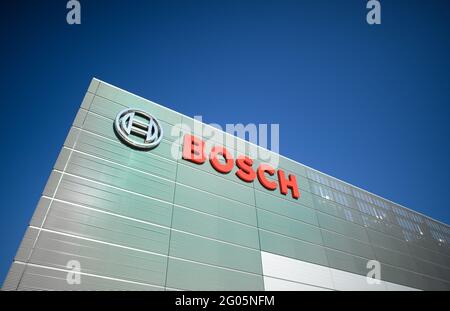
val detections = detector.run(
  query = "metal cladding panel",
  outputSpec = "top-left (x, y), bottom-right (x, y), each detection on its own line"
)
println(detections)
top-left (3, 78), bottom-right (450, 291)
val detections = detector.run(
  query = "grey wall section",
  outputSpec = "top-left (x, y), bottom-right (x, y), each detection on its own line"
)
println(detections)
top-left (3, 78), bottom-right (450, 291)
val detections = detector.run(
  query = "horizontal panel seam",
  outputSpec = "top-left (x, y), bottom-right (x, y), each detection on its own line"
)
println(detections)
top-left (64, 148), bottom-right (176, 184)
top-left (70, 125), bottom-right (179, 165)
top-left (12, 260), bottom-right (165, 289)
top-left (262, 275), bottom-right (335, 291)
top-left (33, 202), bottom-right (262, 251)
top-left (92, 92), bottom-right (182, 126)
top-left (23, 228), bottom-right (264, 278)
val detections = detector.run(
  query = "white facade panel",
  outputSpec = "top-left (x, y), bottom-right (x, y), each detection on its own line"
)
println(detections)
top-left (263, 276), bottom-right (332, 291)
top-left (261, 251), bottom-right (421, 291)
top-left (261, 252), bottom-right (334, 289)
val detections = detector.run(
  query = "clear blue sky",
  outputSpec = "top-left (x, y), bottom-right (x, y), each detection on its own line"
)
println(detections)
top-left (0, 0), bottom-right (449, 285)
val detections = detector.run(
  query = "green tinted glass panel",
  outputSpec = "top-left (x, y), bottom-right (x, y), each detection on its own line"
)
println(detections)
top-left (257, 209), bottom-right (322, 245)
top-left (259, 230), bottom-right (328, 266)
top-left (169, 230), bottom-right (262, 274)
top-left (174, 183), bottom-right (257, 226)
top-left (166, 258), bottom-right (264, 291)
top-left (171, 206), bottom-right (259, 249)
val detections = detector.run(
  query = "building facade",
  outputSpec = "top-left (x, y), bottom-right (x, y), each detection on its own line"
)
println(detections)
top-left (3, 78), bottom-right (450, 291)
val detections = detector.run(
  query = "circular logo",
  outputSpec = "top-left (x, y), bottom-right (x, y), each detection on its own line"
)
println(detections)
top-left (114, 108), bottom-right (163, 150)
